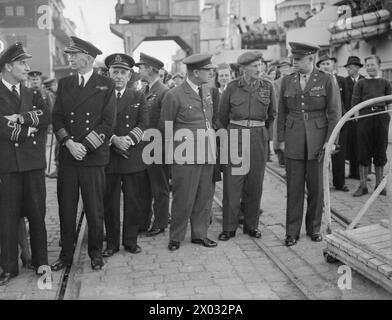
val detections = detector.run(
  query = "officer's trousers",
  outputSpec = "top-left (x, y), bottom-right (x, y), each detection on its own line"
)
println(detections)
top-left (222, 125), bottom-right (268, 232)
top-left (147, 164), bottom-right (170, 230)
top-left (0, 170), bottom-right (48, 273)
top-left (104, 171), bottom-right (147, 250)
top-left (170, 164), bottom-right (214, 242)
top-left (57, 165), bottom-right (105, 263)
top-left (285, 158), bottom-right (323, 237)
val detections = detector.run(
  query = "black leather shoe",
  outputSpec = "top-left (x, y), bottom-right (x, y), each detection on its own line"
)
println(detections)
top-left (51, 259), bottom-right (71, 272)
top-left (168, 240), bottom-right (180, 251)
top-left (0, 271), bottom-right (18, 286)
top-left (336, 185), bottom-right (349, 192)
top-left (91, 258), bottom-right (104, 271)
top-left (191, 238), bottom-right (217, 248)
top-left (353, 185), bottom-right (368, 197)
top-left (21, 255), bottom-right (35, 270)
top-left (125, 245), bottom-right (142, 254)
top-left (102, 248), bottom-right (119, 258)
top-left (218, 231), bottom-right (236, 241)
top-left (285, 235), bottom-right (298, 247)
top-left (145, 228), bottom-right (165, 237)
top-left (308, 233), bottom-right (323, 242)
top-left (243, 228), bottom-right (262, 238)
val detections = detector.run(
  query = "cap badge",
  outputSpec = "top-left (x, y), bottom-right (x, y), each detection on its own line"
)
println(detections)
top-left (115, 55), bottom-right (122, 63)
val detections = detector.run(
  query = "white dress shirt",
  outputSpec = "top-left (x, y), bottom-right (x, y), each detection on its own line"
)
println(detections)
top-left (78, 68), bottom-right (94, 87)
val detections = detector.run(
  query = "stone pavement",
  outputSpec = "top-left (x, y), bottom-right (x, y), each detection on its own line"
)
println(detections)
top-left (64, 157), bottom-right (392, 300)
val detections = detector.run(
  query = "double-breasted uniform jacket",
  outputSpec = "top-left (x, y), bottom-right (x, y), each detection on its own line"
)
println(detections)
top-left (277, 69), bottom-right (341, 160)
top-left (146, 80), bottom-right (169, 130)
top-left (52, 73), bottom-right (116, 166)
top-left (0, 82), bottom-right (51, 173)
top-left (160, 81), bottom-right (215, 164)
top-left (106, 88), bottom-right (148, 174)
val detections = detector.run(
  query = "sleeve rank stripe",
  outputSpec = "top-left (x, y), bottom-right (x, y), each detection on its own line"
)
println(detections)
top-left (130, 127), bottom-right (143, 142)
top-left (86, 130), bottom-right (104, 149)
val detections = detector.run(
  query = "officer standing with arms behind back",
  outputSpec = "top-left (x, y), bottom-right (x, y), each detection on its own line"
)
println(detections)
top-left (278, 42), bottom-right (341, 246)
top-left (135, 53), bottom-right (170, 237)
top-left (218, 51), bottom-right (276, 241)
top-left (102, 53), bottom-right (148, 257)
top-left (160, 54), bottom-right (218, 251)
top-left (51, 36), bottom-right (116, 271)
top-left (0, 43), bottom-right (50, 285)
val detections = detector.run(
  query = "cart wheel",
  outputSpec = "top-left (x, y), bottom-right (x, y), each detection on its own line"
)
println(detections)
top-left (323, 250), bottom-right (338, 263)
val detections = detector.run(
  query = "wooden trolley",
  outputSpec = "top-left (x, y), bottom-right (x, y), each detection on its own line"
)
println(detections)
top-left (323, 95), bottom-right (392, 293)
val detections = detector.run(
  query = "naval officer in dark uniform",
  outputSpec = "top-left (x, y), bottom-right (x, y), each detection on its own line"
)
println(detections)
top-left (160, 54), bottom-right (218, 251)
top-left (218, 51), bottom-right (276, 241)
top-left (102, 53), bottom-right (149, 257)
top-left (278, 42), bottom-right (341, 246)
top-left (135, 53), bottom-right (170, 237)
top-left (51, 36), bottom-right (116, 271)
top-left (0, 43), bottom-right (50, 285)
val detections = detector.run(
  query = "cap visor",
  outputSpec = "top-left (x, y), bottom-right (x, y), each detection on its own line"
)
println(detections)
top-left (110, 64), bottom-right (132, 71)
top-left (12, 53), bottom-right (32, 62)
top-left (64, 46), bottom-right (84, 54)
top-left (201, 63), bottom-right (217, 69)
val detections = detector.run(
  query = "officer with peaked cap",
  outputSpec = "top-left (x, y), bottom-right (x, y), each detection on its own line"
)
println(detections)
top-left (51, 36), bottom-right (116, 271)
top-left (160, 53), bottom-right (218, 251)
top-left (0, 43), bottom-right (50, 285)
top-left (218, 51), bottom-right (276, 241)
top-left (135, 52), bottom-right (170, 237)
top-left (102, 53), bottom-right (149, 257)
top-left (277, 42), bottom-right (341, 246)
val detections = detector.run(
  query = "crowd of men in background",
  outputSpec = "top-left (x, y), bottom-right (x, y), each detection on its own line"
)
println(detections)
top-left (0, 35), bottom-right (391, 286)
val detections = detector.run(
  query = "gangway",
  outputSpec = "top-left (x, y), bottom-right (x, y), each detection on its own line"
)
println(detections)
top-left (323, 95), bottom-right (392, 293)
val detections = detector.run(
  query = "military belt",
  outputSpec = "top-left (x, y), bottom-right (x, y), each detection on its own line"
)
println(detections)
top-left (230, 120), bottom-right (265, 127)
top-left (289, 110), bottom-right (325, 120)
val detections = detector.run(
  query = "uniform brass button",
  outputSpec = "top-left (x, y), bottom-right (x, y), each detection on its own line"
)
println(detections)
top-left (86, 120), bottom-right (90, 123)
top-left (126, 124), bottom-right (130, 128)
top-left (71, 136), bottom-right (74, 139)
top-left (126, 116), bottom-right (129, 119)
top-left (70, 120), bottom-right (74, 123)
top-left (33, 141), bottom-right (37, 145)
top-left (86, 128), bottom-right (90, 131)
top-left (31, 133), bottom-right (35, 138)
top-left (301, 96), bottom-right (304, 99)
top-left (86, 113), bottom-right (90, 116)
top-left (33, 106), bottom-right (36, 109)
top-left (301, 103), bottom-right (305, 106)
top-left (15, 143), bottom-right (19, 147)
top-left (70, 112), bottom-right (74, 116)
top-left (302, 110), bottom-right (305, 112)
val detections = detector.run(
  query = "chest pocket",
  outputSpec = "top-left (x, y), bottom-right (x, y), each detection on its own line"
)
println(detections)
top-left (308, 89), bottom-right (326, 97)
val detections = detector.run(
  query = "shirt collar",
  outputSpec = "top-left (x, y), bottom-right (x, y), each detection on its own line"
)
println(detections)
top-left (78, 69), bottom-right (94, 86)
top-left (149, 77), bottom-right (160, 89)
top-left (366, 75), bottom-right (381, 79)
top-left (186, 77), bottom-right (199, 94)
top-left (2, 78), bottom-right (20, 94)
top-left (352, 75), bottom-right (360, 82)
top-left (116, 87), bottom-right (126, 98)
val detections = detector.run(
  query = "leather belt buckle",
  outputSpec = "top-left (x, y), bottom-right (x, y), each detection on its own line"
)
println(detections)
top-left (303, 113), bottom-right (309, 121)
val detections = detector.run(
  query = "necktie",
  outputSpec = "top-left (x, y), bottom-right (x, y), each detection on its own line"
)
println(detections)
top-left (117, 92), bottom-right (122, 101)
top-left (145, 85), bottom-right (150, 94)
top-left (198, 86), bottom-right (203, 101)
top-left (300, 74), bottom-right (308, 91)
top-left (79, 75), bottom-right (85, 89)
top-left (11, 85), bottom-right (20, 101)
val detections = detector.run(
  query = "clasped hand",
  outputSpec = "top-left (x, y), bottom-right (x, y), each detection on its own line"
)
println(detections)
top-left (112, 135), bottom-right (134, 151)
top-left (66, 140), bottom-right (87, 161)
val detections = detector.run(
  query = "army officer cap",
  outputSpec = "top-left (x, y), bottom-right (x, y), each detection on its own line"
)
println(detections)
top-left (182, 53), bottom-right (217, 70)
top-left (64, 36), bottom-right (103, 58)
top-left (289, 42), bottom-right (320, 58)
top-left (135, 53), bottom-right (164, 70)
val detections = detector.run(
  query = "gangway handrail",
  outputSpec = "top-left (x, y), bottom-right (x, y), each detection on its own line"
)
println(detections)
top-left (323, 94), bottom-right (392, 234)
